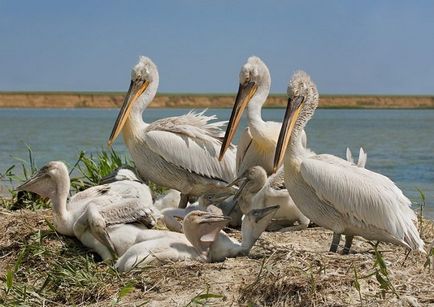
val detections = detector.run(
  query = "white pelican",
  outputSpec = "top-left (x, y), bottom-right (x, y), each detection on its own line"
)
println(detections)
top-left (16, 161), bottom-right (159, 257)
top-left (108, 56), bottom-right (236, 208)
top-left (273, 71), bottom-right (424, 254)
top-left (219, 56), bottom-right (280, 176)
top-left (230, 166), bottom-right (309, 231)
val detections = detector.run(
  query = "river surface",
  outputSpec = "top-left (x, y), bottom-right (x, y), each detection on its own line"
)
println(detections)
top-left (1, 108), bottom-right (433, 218)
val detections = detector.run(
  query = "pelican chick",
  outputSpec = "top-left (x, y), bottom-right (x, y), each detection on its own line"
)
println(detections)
top-left (273, 70), bottom-right (424, 254)
top-left (153, 189), bottom-right (181, 211)
top-left (230, 166), bottom-right (309, 231)
top-left (114, 211), bottom-right (230, 272)
top-left (206, 205), bottom-right (280, 262)
top-left (16, 161), bottom-right (159, 257)
top-left (108, 56), bottom-right (237, 208)
top-left (160, 187), bottom-right (238, 232)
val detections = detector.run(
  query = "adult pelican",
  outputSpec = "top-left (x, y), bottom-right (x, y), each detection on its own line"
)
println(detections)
top-left (108, 56), bottom-right (236, 208)
top-left (273, 71), bottom-right (424, 254)
top-left (219, 56), bottom-right (280, 176)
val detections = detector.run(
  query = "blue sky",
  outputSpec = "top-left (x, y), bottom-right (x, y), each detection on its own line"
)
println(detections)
top-left (1, 1), bottom-right (433, 94)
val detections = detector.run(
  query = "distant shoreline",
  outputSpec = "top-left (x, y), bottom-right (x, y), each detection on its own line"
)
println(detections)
top-left (0, 92), bottom-right (433, 109)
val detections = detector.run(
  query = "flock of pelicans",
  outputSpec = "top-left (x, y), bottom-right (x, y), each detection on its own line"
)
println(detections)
top-left (17, 56), bottom-right (426, 272)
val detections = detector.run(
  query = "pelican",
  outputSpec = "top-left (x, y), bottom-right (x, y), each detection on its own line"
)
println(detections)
top-left (206, 205), bottom-right (279, 262)
top-left (230, 166), bottom-right (309, 231)
top-left (115, 205), bottom-right (279, 271)
top-left (16, 161), bottom-right (159, 257)
top-left (160, 187), bottom-right (238, 232)
top-left (153, 189), bottom-right (181, 210)
top-left (219, 56), bottom-right (282, 176)
top-left (108, 56), bottom-right (236, 208)
top-left (273, 70), bottom-right (424, 254)
top-left (114, 210), bottom-right (231, 272)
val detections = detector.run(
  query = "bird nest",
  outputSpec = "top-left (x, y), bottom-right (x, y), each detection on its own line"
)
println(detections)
top-left (0, 207), bottom-right (433, 306)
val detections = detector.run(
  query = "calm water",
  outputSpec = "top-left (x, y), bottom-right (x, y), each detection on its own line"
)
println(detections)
top-left (1, 108), bottom-right (433, 218)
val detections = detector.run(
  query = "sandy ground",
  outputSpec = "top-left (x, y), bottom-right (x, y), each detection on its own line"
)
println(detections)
top-left (0, 207), bottom-right (433, 306)
top-left (1, 93), bottom-right (434, 109)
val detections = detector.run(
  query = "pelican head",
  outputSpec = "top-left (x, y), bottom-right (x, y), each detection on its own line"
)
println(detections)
top-left (273, 71), bottom-right (318, 172)
top-left (16, 161), bottom-right (69, 199)
top-left (108, 56), bottom-right (159, 146)
top-left (219, 56), bottom-right (271, 160)
top-left (240, 205), bottom-right (279, 253)
top-left (229, 166), bottom-right (267, 202)
top-left (183, 210), bottom-right (231, 257)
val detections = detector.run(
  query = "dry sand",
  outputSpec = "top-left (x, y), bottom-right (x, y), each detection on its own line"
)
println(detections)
top-left (1, 92), bottom-right (434, 109)
top-left (0, 207), bottom-right (433, 306)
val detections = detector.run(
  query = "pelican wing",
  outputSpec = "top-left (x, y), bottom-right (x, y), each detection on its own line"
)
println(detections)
top-left (299, 154), bottom-right (422, 249)
top-left (70, 181), bottom-right (152, 207)
top-left (96, 197), bottom-right (158, 228)
top-left (268, 167), bottom-right (286, 190)
top-left (144, 111), bottom-right (236, 183)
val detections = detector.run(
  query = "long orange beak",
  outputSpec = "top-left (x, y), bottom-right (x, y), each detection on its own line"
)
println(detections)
top-left (107, 79), bottom-right (149, 146)
top-left (219, 81), bottom-right (257, 160)
top-left (272, 96), bottom-right (305, 173)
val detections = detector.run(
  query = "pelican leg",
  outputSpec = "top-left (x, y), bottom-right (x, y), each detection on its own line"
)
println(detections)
top-left (178, 193), bottom-right (189, 208)
top-left (343, 235), bottom-right (354, 255)
top-left (329, 233), bottom-right (341, 252)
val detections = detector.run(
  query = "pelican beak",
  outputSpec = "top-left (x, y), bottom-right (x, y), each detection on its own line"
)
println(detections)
top-left (272, 96), bottom-right (305, 173)
top-left (253, 205), bottom-right (280, 222)
top-left (107, 79), bottom-right (150, 146)
top-left (16, 169), bottom-right (48, 192)
top-left (227, 175), bottom-right (244, 188)
top-left (219, 81), bottom-right (258, 160)
top-left (198, 214), bottom-right (231, 224)
top-left (227, 172), bottom-right (249, 200)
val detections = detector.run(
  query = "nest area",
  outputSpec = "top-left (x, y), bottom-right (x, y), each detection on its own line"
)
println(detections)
top-left (0, 207), bottom-right (433, 306)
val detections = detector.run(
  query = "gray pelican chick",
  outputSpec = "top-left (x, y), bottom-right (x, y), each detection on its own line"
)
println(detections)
top-left (16, 161), bottom-right (158, 257)
top-left (160, 187), bottom-right (238, 232)
top-left (273, 70), bottom-right (424, 254)
top-left (108, 56), bottom-right (236, 208)
top-left (114, 210), bottom-right (230, 272)
top-left (230, 166), bottom-right (309, 231)
top-left (115, 205), bottom-right (279, 271)
top-left (205, 205), bottom-right (280, 262)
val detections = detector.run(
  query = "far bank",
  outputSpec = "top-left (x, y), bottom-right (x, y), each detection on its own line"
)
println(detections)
top-left (0, 92), bottom-right (434, 109)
